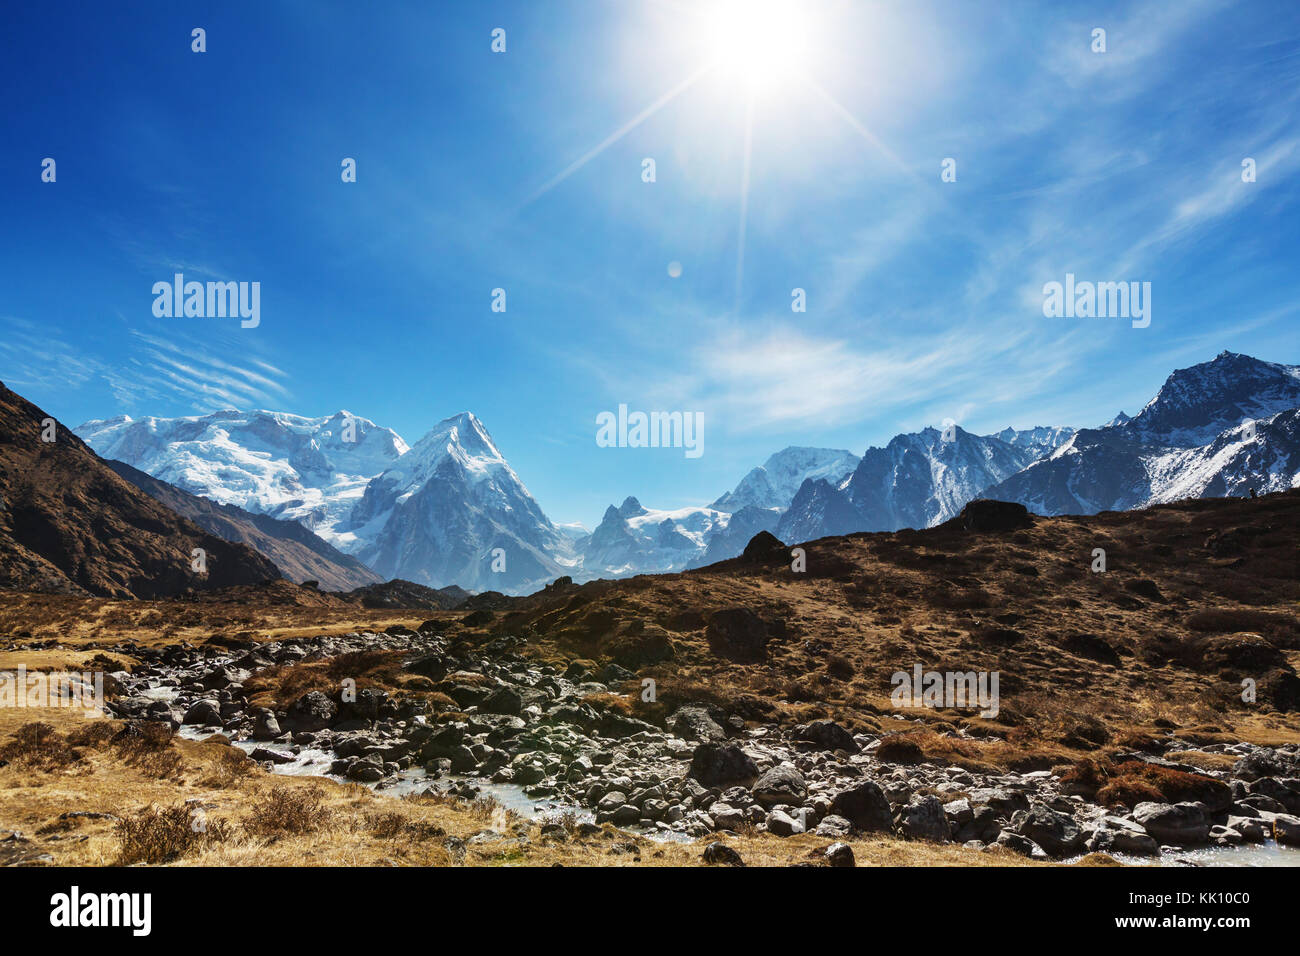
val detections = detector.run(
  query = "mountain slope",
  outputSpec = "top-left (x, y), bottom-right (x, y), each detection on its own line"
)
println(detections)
top-left (776, 426), bottom-right (1037, 542)
top-left (582, 497), bottom-right (730, 577)
top-left (349, 412), bottom-right (569, 594)
top-left (986, 353), bottom-right (1300, 515)
top-left (1125, 351), bottom-right (1300, 446)
top-left (73, 408), bottom-right (409, 548)
top-left (104, 459), bottom-right (382, 591)
top-left (0, 383), bottom-right (282, 598)
top-left (711, 446), bottom-right (859, 513)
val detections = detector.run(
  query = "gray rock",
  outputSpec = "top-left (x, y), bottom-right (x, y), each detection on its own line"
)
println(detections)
top-left (182, 699), bottom-right (222, 727)
top-left (284, 691), bottom-right (338, 732)
top-left (702, 841), bottom-right (745, 866)
top-left (249, 747), bottom-right (294, 765)
top-left (765, 808), bottom-right (804, 836)
top-left (896, 795), bottom-right (951, 842)
top-left (829, 781), bottom-right (893, 833)
top-left (795, 719), bottom-right (859, 753)
top-left (994, 829), bottom-right (1047, 858)
top-left (751, 765), bottom-right (807, 808)
top-left (668, 707), bottom-right (727, 743)
top-left (688, 743), bottom-right (759, 786)
top-left (1273, 813), bottom-right (1300, 846)
top-left (824, 842), bottom-right (855, 867)
top-left (1010, 803), bottom-right (1084, 857)
top-left (814, 814), bottom-right (853, 838)
top-left (481, 687), bottom-right (523, 716)
top-left (1226, 815), bottom-right (1266, 843)
top-left (1133, 802), bottom-right (1210, 845)
top-left (250, 708), bottom-right (281, 741)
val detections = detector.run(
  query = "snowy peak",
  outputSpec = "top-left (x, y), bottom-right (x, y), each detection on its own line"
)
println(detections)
top-left (376, 411), bottom-right (510, 495)
top-left (712, 446), bottom-right (859, 512)
top-left (1126, 351), bottom-right (1300, 446)
top-left (986, 351), bottom-right (1300, 516)
top-left (618, 496), bottom-right (648, 518)
top-left (72, 408), bottom-right (409, 543)
top-left (990, 425), bottom-right (1076, 459)
top-left (349, 411), bottom-right (567, 595)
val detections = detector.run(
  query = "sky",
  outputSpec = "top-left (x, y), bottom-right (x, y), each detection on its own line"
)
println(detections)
top-left (2, 0), bottom-right (1298, 529)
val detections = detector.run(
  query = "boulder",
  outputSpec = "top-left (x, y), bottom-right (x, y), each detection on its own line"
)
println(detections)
top-left (667, 707), bottom-right (727, 743)
top-left (283, 691), bottom-right (338, 732)
top-left (702, 842), bottom-right (745, 866)
top-left (250, 708), bottom-right (281, 741)
top-left (182, 699), bottom-right (222, 727)
top-left (688, 743), bottom-right (759, 787)
top-left (741, 531), bottom-right (787, 564)
top-left (896, 795), bottom-right (951, 842)
top-left (1133, 801), bottom-right (1210, 845)
top-left (824, 842), bottom-right (856, 867)
top-left (1010, 803), bottom-right (1084, 857)
top-left (829, 781), bottom-right (894, 833)
top-left (956, 499), bottom-right (1033, 533)
top-left (751, 765), bottom-right (807, 808)
top-left (481, 687), bottom-right (523, 716)
top-left (706, 608), bottom-right (779, 663)
top-left (765, 809), bottom-right (804, 836)
top-left (994, 830), bottom-right (1047, 858)
top-left (1273, 814), bottom-right (1300, 846)
top-left (795, 719), bottom-right (859, 753)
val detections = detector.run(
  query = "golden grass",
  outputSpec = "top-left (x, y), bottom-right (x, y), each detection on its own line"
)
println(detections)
top-left (0, 705), bottom-right (1082, 867)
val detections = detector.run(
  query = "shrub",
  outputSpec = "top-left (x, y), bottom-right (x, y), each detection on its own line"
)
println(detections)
top-left (1095, 760), bottom-right (1231, 811)
top-left (364, 810), bottom-right (446, 841)
top-left (243, 785), bottom-right (332, 837)
top-left (825, 654), bottom-right (855, 680)
top-left (0, 722), bottom-right (80, 770)
top-left (115, 804), bottom-right (231, 864)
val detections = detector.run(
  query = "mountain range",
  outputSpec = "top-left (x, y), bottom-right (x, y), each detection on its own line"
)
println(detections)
top-left (62, 350), bottom-right (1299, 595)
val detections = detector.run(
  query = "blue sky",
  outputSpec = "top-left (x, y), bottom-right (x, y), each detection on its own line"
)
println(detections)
top-left (2, 0), bottom-right (1298, 528)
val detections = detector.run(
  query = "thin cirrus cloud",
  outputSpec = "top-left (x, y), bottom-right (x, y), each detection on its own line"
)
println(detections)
top-left (124, 331), bottom-right (292, 412)
top-left (0, 316), bottom-right (291, 416)
top-left (691, 322), bottom-right (1054, 433)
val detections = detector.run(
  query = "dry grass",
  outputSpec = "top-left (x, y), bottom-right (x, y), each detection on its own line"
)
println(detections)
top-left (0, 704), bottom-right (1080, 867)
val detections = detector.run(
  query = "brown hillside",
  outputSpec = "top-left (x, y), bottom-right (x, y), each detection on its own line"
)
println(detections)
top-left (0, 382), bottom-right (282, 598)
top-left (504, 491), bottom-right (1300, 759)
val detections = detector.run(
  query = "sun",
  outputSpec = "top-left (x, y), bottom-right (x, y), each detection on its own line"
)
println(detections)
top-left (706, 0), bottom-right (810, 90)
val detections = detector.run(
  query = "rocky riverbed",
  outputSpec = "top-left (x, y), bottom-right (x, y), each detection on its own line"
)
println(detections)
top-left (100, 625), bottom-right (1300, 864)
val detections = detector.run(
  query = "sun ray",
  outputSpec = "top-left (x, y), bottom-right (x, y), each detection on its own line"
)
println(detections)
top-left (519, 63), bottom-right (714, 208)
top-left (734, 92), bottom-right (756, 311)
top-left (801, 75), bottom-right (919, 181)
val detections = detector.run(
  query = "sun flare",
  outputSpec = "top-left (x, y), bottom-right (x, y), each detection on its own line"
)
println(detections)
top-left (706, 0), bottom-right (810, 89)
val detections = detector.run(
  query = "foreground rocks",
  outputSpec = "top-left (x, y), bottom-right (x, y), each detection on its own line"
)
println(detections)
top-left (97, 626), bottom-right (1300, 862)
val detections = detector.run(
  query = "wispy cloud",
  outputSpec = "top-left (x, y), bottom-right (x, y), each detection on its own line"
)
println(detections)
top-left (0, 316), bottom-right (292, 417)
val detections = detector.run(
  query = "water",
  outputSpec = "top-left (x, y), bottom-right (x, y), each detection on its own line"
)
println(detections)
top-left (180, 727), bottom-right (593, 824)
top-left (178, 726), bottom-right (1300, 860)
top-left (1157, 842), bottom-right (1300, 867)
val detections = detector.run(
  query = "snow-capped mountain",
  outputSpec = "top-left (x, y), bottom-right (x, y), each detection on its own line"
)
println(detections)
top-left (711, 446), bottom-right (860, 513)
top-left (69, 350), bottom-right (1297, 593)
top-left (347, 412), bottom-right (571, 594)
top-left (580, 496), bottom-right (729, 577)
top-left (1125, 351), bottom-right (1300, 446)
top-left (990, 425), bottom-right (1076, 460)
top-left (73, 409), bottom-right (408, 547)
top-left (985, 353), bottom-right (1300, 514)
top-left (777, 426), bottom-right (1040, 542)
